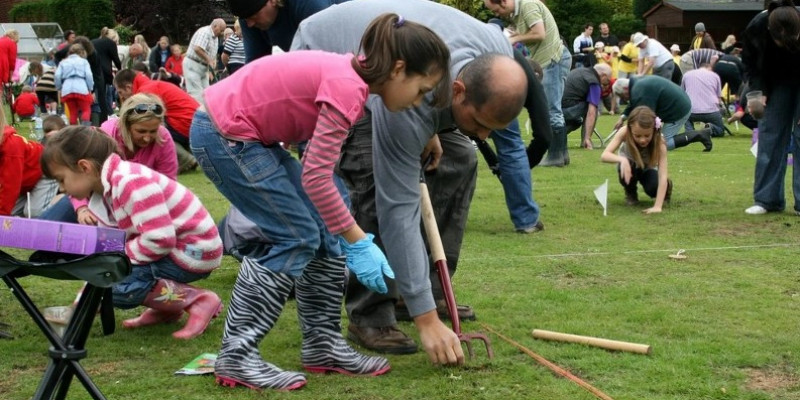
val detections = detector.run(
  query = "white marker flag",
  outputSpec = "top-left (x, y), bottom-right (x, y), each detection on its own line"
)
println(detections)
top-left (594, 179), bottom-right (609, 216)
top-left (750, 142), bottom-right (758, 158)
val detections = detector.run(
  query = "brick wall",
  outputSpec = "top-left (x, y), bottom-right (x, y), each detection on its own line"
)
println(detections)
top-left (0, 0), bottom-right (24, 22)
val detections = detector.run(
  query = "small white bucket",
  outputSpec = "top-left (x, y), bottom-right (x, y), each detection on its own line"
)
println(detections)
top-left (43, 306), bottom-right (73, 337)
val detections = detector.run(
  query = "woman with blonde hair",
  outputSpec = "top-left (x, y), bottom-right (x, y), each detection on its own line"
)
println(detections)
top-left (104, 28), bottom-right (120, 44)
top-left (134, 34), bottom-right (150, 64)
top-left (720, 34), bottom-right (737, 53)
top-left (39, 92), bottom-right (178, 226)
top-left (100, 93), bottom-right (178, 179)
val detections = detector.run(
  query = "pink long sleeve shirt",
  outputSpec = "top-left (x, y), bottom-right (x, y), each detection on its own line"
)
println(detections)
top-left (203, 51), bottom-right (368, 234)
top-left (96, 154), bottom-right (222, 272)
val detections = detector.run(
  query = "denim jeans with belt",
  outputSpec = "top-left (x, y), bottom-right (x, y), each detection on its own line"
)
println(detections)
top-left (189, 109), bottom-right (341, 278)
top-left (753, 83), bottom-right (800, 212)
top-left (542, 45), bottom-right (572, 128)
top-left (490, 118), bottom-right (540, 230)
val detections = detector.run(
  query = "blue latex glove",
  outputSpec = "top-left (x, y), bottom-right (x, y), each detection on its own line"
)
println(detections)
top-left (339, 233), bottom-right (395, 294)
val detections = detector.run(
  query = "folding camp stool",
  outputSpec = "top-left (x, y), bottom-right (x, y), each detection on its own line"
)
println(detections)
top-left (0, 250), bottom-right (130, 400)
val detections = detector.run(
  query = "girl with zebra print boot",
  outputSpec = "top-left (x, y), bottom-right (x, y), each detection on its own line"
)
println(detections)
top-left (189, 12), bottom-right (452, 391)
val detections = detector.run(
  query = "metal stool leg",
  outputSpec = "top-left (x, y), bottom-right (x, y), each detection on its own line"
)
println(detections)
top-left (4, 275), bottom-right (109, 400)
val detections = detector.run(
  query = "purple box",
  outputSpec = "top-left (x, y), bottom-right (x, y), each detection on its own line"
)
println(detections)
top-left (0, 216), bottom-right (126, 255)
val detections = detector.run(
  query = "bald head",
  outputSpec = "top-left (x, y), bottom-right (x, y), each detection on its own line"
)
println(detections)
top-left (460, 54), bottom-right (527, 125)
top-left (211, 18), bottom-right (227, 37)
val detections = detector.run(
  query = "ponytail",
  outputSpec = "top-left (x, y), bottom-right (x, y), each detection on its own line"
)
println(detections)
top-left (353, 13), bottom-right (451, 108)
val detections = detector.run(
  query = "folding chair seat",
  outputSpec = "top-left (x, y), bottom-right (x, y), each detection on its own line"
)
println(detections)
top-left (0, 250), bottom-right (130, 400)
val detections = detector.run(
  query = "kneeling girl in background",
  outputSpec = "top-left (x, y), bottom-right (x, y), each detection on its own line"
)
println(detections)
top-left (601, 105), bottom-right (671, 213)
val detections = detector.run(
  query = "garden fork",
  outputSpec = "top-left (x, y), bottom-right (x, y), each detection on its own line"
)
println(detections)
top-left (419, 161), bottom-right (493, 359)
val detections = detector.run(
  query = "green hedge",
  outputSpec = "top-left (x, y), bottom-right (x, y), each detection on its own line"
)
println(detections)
top-left (10, 0), bottom-right (115, 38)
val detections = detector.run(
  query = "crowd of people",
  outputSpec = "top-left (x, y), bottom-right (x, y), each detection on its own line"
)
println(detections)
top-left (0, 0), bottom-right (798, 394)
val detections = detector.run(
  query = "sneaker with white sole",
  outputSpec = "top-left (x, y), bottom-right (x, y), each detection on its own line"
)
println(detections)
top-left (745, 205), bottom-right (767, 215)
top-left (516, 220), bottom-right (544, 234)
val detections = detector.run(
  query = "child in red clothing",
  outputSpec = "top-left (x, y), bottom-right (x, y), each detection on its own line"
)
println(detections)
top-left (12, 85), bottom-right (39, 118)
top-left (0, 109), bottom-right (58, 216)
top-left (163, 44), bottom-right (184, 77)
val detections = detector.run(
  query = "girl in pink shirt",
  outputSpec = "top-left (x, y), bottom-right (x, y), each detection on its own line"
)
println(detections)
top-left (190, 14), bottom-right (450, 391)
top-left (41, 126), bottom-right (223, 340)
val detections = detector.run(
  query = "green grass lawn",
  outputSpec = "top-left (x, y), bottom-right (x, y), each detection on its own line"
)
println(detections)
top-left (1, 114), bottom-right (799, 400)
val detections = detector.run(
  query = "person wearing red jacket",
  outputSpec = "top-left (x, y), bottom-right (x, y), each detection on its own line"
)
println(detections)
top-left (163, 44), bottom-right (184, 78)
top-left (12, 85), bottom-right (40, 118)
top-left (0, 29), bottom-right (19, 85)
top-left (0, 116), bottom-right (58, 217)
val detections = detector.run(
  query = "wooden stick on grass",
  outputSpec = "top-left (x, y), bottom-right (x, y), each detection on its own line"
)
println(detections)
top-left (481, 323), bottom-right (615, 400)
top-left (532, 329), bottom-right (652, 355)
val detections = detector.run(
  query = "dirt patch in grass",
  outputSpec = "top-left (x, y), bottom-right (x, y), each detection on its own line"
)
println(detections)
top-left (85, 360), bottom-right (124, 376)
top-left (744, 366), bottom-right (800, 391)
top-left (0, 364), bottom-right (41, 394)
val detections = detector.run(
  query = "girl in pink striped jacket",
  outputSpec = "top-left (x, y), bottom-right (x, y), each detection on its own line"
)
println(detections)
top-left (40, 126), bottom-right (223, 340)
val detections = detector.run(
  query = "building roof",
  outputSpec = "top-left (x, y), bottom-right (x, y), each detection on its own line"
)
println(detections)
top-left (645, 0), bottom-right (764, 17)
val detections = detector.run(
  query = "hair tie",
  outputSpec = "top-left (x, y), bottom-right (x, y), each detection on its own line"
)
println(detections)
top-left (394, 15), bottom-right (405, 28)
top-left (654, 117), bottom-right (662, 130)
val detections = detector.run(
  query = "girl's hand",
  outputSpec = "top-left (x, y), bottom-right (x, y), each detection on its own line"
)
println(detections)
top-left (619, 159), bottom-right (632, 184)
top-left (643, 206), bottom-right (662, 214)
top-left (76, 207), bottom-right (98, 226)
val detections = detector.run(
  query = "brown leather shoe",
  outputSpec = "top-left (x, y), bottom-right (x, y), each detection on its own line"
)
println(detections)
top-left (347, 324), bottom-right (418, 355)
top-left (395, 300), bottom-right (476, 322)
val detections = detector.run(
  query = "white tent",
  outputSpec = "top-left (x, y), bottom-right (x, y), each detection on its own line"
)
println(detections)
top-left (0, 23), bottom-right (64, 60)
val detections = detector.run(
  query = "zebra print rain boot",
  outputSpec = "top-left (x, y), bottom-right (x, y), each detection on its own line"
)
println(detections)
top-left (214, 257), bottom-right (307, 391)
top-left (296, 257), bottom-right (391, 376)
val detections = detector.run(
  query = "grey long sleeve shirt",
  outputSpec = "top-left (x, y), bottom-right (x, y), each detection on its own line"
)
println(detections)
top-left (291, 0), bottom-right (512, 317)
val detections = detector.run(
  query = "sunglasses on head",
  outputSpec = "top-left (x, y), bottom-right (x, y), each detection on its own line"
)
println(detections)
top-left (132, 103), bottom-right (164, 115)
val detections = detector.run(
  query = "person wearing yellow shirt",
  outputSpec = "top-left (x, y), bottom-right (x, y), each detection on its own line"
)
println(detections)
top-left (618, 36), bottom-right (638, 79)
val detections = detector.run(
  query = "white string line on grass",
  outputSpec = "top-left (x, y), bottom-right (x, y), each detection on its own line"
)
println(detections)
top-left (463, 243), bottom-right (795, 260)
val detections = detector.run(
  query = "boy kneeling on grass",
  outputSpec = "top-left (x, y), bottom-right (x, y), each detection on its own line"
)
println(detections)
top-left (12, 85), bottom-right (40, 119)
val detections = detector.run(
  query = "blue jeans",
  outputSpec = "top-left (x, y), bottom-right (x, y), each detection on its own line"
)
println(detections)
top-left (663, 111), bottom-right (691, 150)
top-left (542, 46), bottom-right (572, 128)
top-left (106, 84), bottom-right (116, 111)
top-left (38, 195), bottom-right (78, 223)
top-left (490, 118), bottom-right (540, 229)
top-left (753, 83), bottom-right (800, 212)
top-left (113, 258), bottom-right (210, 309)
top-left (189, 110), bottom-right (341, 277)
